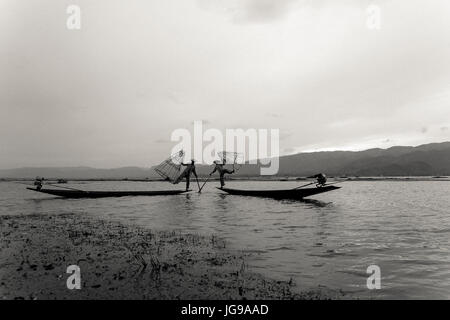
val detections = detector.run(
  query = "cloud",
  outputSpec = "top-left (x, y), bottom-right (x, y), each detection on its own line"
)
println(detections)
top-left (237, 0), bottom-right (298, 23)
top-left (167, 91), bottom-right (186, 105)
top-left (283, 147), bottom-right (296, 154)
top-left (198, 0), bottom-right (298, 24)
top-left (2, 0), bottom-right (450, 168)
top-left (266, 112), bottom-right (283, 118)
top-left (190, 120), bottom-right (211, 125)
top-left (280, 130), bottom-right (293, 140)
top-left (154, 139), bottom-right (171, 144)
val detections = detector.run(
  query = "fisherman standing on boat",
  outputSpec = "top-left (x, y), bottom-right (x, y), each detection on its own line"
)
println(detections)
top-left (308, 173), bottom-right (327, 187)
top-left (176, 159), bottom-right (198, 191)
top-left (34, 176), bottom-right (44, 191)
top-left (210, 159), bottom-right (235, 189)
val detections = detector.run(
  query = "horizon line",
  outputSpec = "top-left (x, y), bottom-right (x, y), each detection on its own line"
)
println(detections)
top-left (1, 141), bottom-right (448, 171)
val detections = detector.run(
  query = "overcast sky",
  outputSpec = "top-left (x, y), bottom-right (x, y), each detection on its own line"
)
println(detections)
top-left (1, 0), bottom-right (450, 168)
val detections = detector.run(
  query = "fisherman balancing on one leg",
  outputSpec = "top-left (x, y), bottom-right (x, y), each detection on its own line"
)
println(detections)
top-left (175, 159), bottom-right (199, 191)
top-left (210, 159), bottom-right (235, 189)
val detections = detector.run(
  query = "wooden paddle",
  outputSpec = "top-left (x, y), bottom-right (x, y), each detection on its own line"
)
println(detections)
top-left (294, 180), bottom-right (345, 190)
top-left (322, 181), bottom-right (345, 186)
top-left (195, 177), bottom-right (201, 191)
top-left (293, 182), bottom-right (315, 190)
top-left (15, 181), bottom-right (84, 192)
top-left (47, 183), bottom-right (84, 192)
top-left (198, 175), bottom-right (211, 193)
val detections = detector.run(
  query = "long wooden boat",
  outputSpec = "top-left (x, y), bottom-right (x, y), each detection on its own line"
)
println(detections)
top-left (27, 187), bottom-right (188, 199)
top-left (217, 185), bottom-right (341, 200)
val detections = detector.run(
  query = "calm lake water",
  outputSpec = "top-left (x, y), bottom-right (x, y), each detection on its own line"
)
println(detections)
top-left (1, 180), bottom-right (449, 299)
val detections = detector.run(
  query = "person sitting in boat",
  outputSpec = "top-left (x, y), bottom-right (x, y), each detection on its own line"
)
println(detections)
top-left (175, 159), bottom-right (198, 191)
top-left (210, 159), bottom-right (235, 189)
top-left (308, 173), bottom-right (327, 187)
top-left (34, 176), bottom-right (44, 191)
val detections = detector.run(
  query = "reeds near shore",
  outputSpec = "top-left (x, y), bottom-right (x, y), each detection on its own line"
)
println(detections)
top-left (0, 213), bottom-right (345, 300)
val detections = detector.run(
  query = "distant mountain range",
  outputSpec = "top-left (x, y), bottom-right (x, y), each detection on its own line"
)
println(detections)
top-left (1, 142), bottom-right (449, 179)
top-left (235, 141), bottom-right (450, 177)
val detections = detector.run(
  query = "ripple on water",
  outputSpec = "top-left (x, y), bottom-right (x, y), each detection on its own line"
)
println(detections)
top-left (2, 180), bottom-right (450, 299)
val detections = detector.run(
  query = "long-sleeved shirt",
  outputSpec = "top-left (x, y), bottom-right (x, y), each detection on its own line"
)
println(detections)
top-left (211, 163), bottom-right (226, 175)
top-left (182, 163), bottom-right (198, 178)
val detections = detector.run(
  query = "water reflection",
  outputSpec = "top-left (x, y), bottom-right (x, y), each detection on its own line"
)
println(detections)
top-left (2, 180), bottom-right (450, 299)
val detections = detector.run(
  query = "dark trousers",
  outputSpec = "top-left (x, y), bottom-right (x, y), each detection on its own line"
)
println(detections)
top-left (219, 169), bottom-right (233, 187)
top-left (185, 176), bottom-right (190, 190)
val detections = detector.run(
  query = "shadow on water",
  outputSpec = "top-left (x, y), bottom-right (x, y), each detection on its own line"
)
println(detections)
top-left (217, 193), bottom-right (333, 209)
top-left (6, 180), bottom-right (450, 299)
top-left (170, 193), bottom-right (200, 215)
top-left (299, 198), bottom-right (333, 208)
top-left (27, 197), bottom-right (63, 203)
top-left (213, 193), bottom-right (240, 213)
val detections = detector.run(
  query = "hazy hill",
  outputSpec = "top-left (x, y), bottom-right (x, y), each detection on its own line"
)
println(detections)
top-left (1, 142), bottom-right (449, 179)
top-left (237, 142), bottom-right (450, 177)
